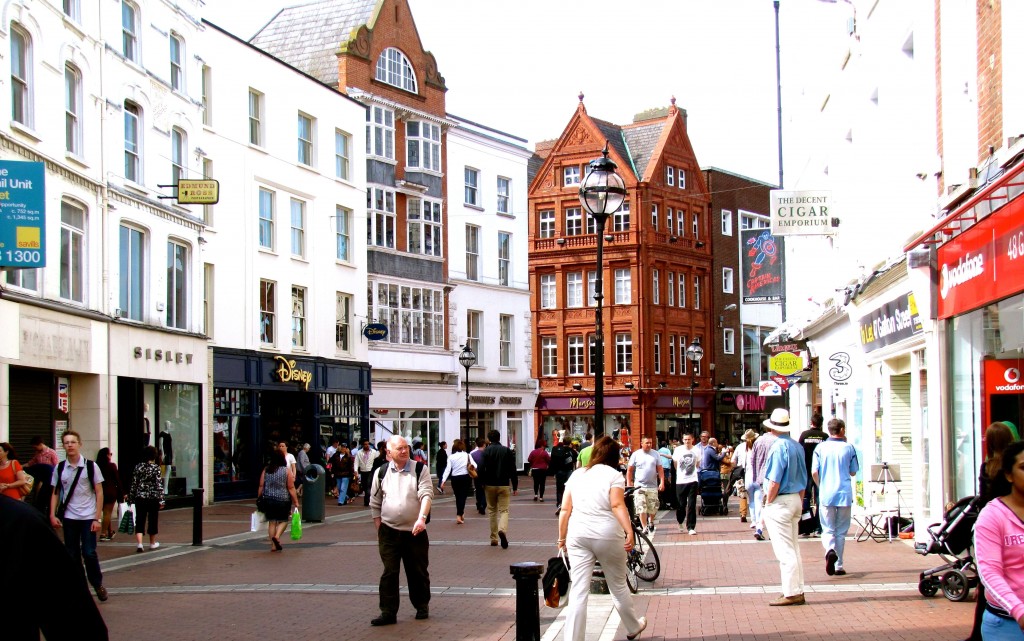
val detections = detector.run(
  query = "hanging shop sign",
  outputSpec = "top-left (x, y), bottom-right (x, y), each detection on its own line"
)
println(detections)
top-left (273, 355), bottom-right (313, 390)
top-left (741, 228), bottom-right (785, 303)
top-left (937, 195), bottom-right (1024, 319)
top-left (769, 189), bottom-right (838, 236)
top-left (176, 179), bottom-right (220, 205)
top-left (57, 377), bottom-right (70, 413)
top-left (363, 323), bottom-right (389, 341)
top-left (857, 292), bottom-right (924, 353)
top-left (759, 380), bottom-right (783, 397)
top-left (0, 160), bottom-right (46, 268)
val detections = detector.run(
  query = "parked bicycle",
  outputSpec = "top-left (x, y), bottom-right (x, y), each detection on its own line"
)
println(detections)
top-left (624, 487), bottom-right (661, 593)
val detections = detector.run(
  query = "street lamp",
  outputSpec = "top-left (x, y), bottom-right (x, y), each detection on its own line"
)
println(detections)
top-left (459, 344), bottom-right (477, 441)
top-left (685, 337), bottom-right (704, 433)
top-left (578, 142), bottom-right (626, 438)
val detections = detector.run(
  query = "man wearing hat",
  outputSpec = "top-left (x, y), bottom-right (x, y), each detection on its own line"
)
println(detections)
top-left (760, 408), bottom-right (808, 606)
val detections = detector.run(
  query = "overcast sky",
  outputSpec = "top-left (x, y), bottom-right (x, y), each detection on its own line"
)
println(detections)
top-left (203, 0), bottom-right (849, 186)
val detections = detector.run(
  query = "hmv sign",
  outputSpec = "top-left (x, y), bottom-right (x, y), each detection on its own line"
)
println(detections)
top-left (937, 196), bottom-right (1024, 319)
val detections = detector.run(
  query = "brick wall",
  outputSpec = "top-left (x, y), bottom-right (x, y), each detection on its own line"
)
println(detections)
top-left (976, 0), bottom-right (1002, 162)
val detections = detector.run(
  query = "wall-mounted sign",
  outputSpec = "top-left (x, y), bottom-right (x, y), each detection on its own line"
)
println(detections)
top-left (937, 195), bottom-right (1023, 319)
top-left (176, 179), bottom-right (220, 205)
top-left (759, 380), bottom-right (783, 397)
top-left (719, 392), bottom-right (736, 405)
top-left (0, 160), bottom-right (46, 268)
top-left (769, 189), bottom-right (837, 236)
top-left (741, 228), bottom-right (785, 303)
top-left (827, 352), bottom-right (853, 384)
top-left (133, 347), bottom-right (195, 364)
top-left (273, 355), bottom-right (313, 390)
top-left (363, 323), bottom-right (389, 341)
top-left (57, 377), bottom-right (70, 413)
top-left (735, 393), bottom-right (768, 412)
top-left (857, 292), bottom-right (924, 353)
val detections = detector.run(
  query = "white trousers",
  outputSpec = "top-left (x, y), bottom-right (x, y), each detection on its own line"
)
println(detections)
top-left (762, 493), bottom-right (805, 597)
top-left (563, 535), bottom-right (642, 641)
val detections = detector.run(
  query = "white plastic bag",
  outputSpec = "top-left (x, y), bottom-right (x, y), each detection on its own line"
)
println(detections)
top-left (250, 510), bottom-right (266, 532)
top-left (118, 502), bottom-right (129, 520)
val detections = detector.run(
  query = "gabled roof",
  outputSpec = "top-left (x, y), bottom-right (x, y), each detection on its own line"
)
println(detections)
top-left (621, 121), bottom-right (665, 179)
top-left (591, 118), bottom-right (635, 179)
top-left (250, 0), bottom-right (377, 85)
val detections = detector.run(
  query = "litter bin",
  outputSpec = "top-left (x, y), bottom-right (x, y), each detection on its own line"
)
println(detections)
top-left (301, 464), bottom-right (326, 522)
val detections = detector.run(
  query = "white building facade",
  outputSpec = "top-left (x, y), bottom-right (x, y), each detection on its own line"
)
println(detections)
top-left (446, 115), bottom-right (536, 467)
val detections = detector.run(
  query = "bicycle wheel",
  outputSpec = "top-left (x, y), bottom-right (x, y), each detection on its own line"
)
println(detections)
top-left (625, 550), bottom-right (639, 593)
top-left (632, 529), bottom-right (661, 582)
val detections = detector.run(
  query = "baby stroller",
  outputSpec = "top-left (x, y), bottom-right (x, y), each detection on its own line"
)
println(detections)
top-left (698, 469), bottom-right (728, 516)
top-left (914, 495), bottom-right (980, 602)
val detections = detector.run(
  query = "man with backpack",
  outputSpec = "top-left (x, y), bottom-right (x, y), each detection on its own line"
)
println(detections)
top-left (481, 429), bottom-right (518, 548)
top-left (550, 435), bottom-right (577, 514)
top-left (49, 430), bottom-right (109, 602)
top-left (369, 435), bottom-right (433, 626)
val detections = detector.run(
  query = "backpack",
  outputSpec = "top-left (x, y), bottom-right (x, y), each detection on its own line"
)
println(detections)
top-left (562, 448), bottom-right (575, 470)
top-left (56, 459), bottom-right (96, 492)
top-left (375, 461), bottom-right (430, 523)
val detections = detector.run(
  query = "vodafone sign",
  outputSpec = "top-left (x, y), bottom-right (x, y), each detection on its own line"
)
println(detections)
top-left (937, 196), bottom-right (1024, 318)
top-left (985, 360), bottom-right (1024, 394)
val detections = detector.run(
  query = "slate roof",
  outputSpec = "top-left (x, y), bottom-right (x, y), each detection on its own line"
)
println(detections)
top-left (250, 0), bottom-right (377, 85)
top-left (590, 118), bottom-right (635, 179)
top-left (527, 152), bottom-right (546, 187)
top-left (622, 120), bottom-right (666, 180)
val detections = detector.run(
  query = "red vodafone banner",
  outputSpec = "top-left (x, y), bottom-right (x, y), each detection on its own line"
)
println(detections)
top-left (938, 196), bottom-right (1024, 318)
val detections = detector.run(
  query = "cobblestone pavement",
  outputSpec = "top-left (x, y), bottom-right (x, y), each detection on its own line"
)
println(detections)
top-left (91, 490), bottom-right (973, 640)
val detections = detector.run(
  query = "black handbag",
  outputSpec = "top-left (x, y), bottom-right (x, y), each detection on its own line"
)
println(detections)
top-left (256, 493), bottom-right (268, 513)
top-left (798, 507), bottom-right (820, 536)
top-left (542, 550), bottom-right (571, 608)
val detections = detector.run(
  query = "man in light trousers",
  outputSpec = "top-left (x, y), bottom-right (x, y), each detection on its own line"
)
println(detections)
top-left (760, 408), bottom-right (808, 606)
top-left (812, 418), bottom-right (859, 576)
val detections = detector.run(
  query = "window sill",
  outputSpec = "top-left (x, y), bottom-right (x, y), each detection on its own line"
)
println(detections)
top-left (335, 258), bottom-right (354, 267)
top-left (498, 366), bottom-right (517, 372)
top-left (334, 176), bottom-right (356, 188)
top-left (257, 247), bottom-right (278, 257)
top-left (296, 162), bottom-right (319, 175)
top-left (464, 203), bottom-right (484, 212)
top-left (62, 15), bottom-right (87, 38)
top-left (259, 345), bottom-right (280, 352)
top-left (64, 152), bottom-right (90, 170)
top-left (122, 180), bottom-right (149, 197)
top-left (10, 121), bottom-right (42, 142)
top-left (248, 143), bottom-right (269, 155)
top-left (290, 255), bottom-right (309, 264)
top-left (406, 167), bottom-right (443, 178)
top-left (497, 211), bottom-right (515, 219)
top-left (367, 155), bottom-right (397, 166)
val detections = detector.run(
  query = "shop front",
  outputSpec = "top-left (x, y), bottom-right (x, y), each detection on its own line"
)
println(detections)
top-left (110, 324), bottom-right (208, 505)
top-left (459, 392), bottom-right (535, 471)
top-left (935, 176), bottom-right (1024, 501)
top-left (537, 394), bottom-right (635, 448)
top-left (714, 390), bottom-right (783, 445)
top-left (212, 348), bottom-right (371, 500)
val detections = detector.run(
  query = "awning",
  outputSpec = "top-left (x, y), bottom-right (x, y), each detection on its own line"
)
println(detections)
top-left (904, 160), bottom-right (1024, 252)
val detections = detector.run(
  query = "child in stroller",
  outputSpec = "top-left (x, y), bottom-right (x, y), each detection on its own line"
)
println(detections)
top-left (698, 469), bottom-right (728, 516)
top-left (915, 495), bottom-right (981, 602)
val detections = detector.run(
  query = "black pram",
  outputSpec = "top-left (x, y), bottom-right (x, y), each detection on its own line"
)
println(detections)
top-left (697, 469), bottom-right (727, 515)
top-left (914, 495), bottom-right (980, 602)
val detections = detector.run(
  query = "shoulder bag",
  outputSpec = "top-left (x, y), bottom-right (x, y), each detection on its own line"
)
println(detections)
top-left (466, 453), bottom-right (478, 479)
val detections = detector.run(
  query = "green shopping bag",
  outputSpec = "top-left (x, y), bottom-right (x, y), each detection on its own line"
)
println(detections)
top-left (290, 508), bottom-right (302, 541)
top-left (118, 506), bottom-right (135, 535)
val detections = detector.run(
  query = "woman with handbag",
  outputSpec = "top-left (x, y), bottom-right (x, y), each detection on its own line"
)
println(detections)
top-left (0, 442), bottom-right (30, 499)
top-left (557, 435), bottom-right (647, 641)
top-left (439, 439), bottom-right (476, 524)
top-left (129, 446), bottom-right (164, 552)
top-left (257, 449), bottom-right (299, 551)
top-left (96, 447), bottom-right (124, 541)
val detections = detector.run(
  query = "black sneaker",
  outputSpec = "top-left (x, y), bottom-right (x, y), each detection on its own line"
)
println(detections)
top-left (825, 549), bottom-right (838, 576)
top-left (499, 531), bottom-right (509, 549)
top-left (370, 615), bottom-right (397, 626)
top-left (415, 608), bottom-right (429, 620)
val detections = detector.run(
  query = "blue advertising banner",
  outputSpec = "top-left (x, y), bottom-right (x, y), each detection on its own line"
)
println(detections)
top-left (0, 160), bottom-right (46, 268)
top-left (741, 228), bottom-right (785, 303)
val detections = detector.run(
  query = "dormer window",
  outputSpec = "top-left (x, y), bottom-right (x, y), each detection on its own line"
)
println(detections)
top-left (375, 47), bottom-right (417, 93)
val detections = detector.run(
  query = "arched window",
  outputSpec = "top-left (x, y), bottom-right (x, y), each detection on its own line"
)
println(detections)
top-left (10, 23), bottom-right (32, 126)
top-left (374, 47), bottom-right (417, 93)
top-left (65, 63), bottom-right (82, 154)
top-left (124, 101), bottom-right (142, 182)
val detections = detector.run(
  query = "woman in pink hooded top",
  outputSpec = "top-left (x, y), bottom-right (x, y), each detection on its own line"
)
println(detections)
top-left (974, 439), bottom-right (1024, 639)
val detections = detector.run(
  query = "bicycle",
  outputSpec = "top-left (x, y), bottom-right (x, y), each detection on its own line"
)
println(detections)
top-left (624, 487), bottom-right (662, 593)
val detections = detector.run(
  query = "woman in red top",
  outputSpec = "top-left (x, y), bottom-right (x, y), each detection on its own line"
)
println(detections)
top-left (528, 438), bottom-right (551, 502)
top-left (0, 442), bottom-right (30, 500)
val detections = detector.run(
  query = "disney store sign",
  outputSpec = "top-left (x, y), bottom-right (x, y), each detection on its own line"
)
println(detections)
top-left (273, 355), bottom-right (313, 390)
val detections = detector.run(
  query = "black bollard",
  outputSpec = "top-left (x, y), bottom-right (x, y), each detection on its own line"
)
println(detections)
top-left (191, 488), bottom-right (204, 546)
top-left (510, 562), bottom-right (543, 641)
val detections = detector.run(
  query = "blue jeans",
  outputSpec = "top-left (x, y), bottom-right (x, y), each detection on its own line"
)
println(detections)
top-left (336, 476), bottom-right (350, 503)
top-left (819, 505), bottom-right (852, 567)
top-left (981, 610), bottom-right (1024, 640)
top-left (62, 518), bottom-right (103, 588)
top-left (748, 481), bottom-right (763, 526)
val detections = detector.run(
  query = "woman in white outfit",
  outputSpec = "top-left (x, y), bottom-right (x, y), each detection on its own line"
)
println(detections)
top-left (557, 435), bottom-right (647, 641)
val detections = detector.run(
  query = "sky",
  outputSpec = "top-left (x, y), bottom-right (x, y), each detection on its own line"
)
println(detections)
top-left (203, 0), bottom-right (849, 187)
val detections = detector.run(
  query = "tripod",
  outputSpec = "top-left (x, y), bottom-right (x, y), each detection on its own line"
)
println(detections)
top-left (871, 462), bottom-right (904, 542)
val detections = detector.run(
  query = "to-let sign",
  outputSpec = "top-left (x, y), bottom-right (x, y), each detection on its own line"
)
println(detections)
top-left (177, 179), bottom-right (220, 205)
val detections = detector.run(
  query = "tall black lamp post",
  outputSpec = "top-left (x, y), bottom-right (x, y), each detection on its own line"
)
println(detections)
top-left (578, 142), bottom-right (626, 438)
top-left (459, 344), bottom-right (477, 440)
top-left (685, 337), bottom-right (704, 434)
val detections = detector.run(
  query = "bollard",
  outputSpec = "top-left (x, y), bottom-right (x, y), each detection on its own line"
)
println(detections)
top-left (191, 488), bottom-right (204, 546)
top-left (510, 562), bottom-right (543, 641)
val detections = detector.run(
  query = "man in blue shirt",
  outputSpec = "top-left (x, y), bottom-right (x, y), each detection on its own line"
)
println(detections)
top-left (811, 418), bottom-right (859, 576)
top-left (761, 409), bottom-right (808, 606)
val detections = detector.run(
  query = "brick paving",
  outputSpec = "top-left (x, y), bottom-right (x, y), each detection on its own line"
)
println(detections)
top-left (88, 489), bottom-right (973, 640)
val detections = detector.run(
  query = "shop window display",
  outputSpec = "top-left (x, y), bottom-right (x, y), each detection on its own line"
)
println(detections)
top-left (143, 382), bottom-right (200, 496)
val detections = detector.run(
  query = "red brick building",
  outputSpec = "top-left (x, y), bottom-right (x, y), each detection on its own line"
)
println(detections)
top-left (528, 98), bottom-right (713, 448)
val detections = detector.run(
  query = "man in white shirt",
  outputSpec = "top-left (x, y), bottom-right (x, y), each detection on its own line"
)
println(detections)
top-left (49, 430), bottom-right (108, 602)
top-left (626, 437), bottom-right (664, 534)
top-left (672, 434), bottom-right (700, 535)
top-left (355, 439), bottom-right (379, 506)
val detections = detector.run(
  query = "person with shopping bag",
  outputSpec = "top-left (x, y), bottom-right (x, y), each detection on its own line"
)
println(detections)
top-left (128, 446), bottom-right (163, 553)
top-left (258, 449), bottom-right (299, 552)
